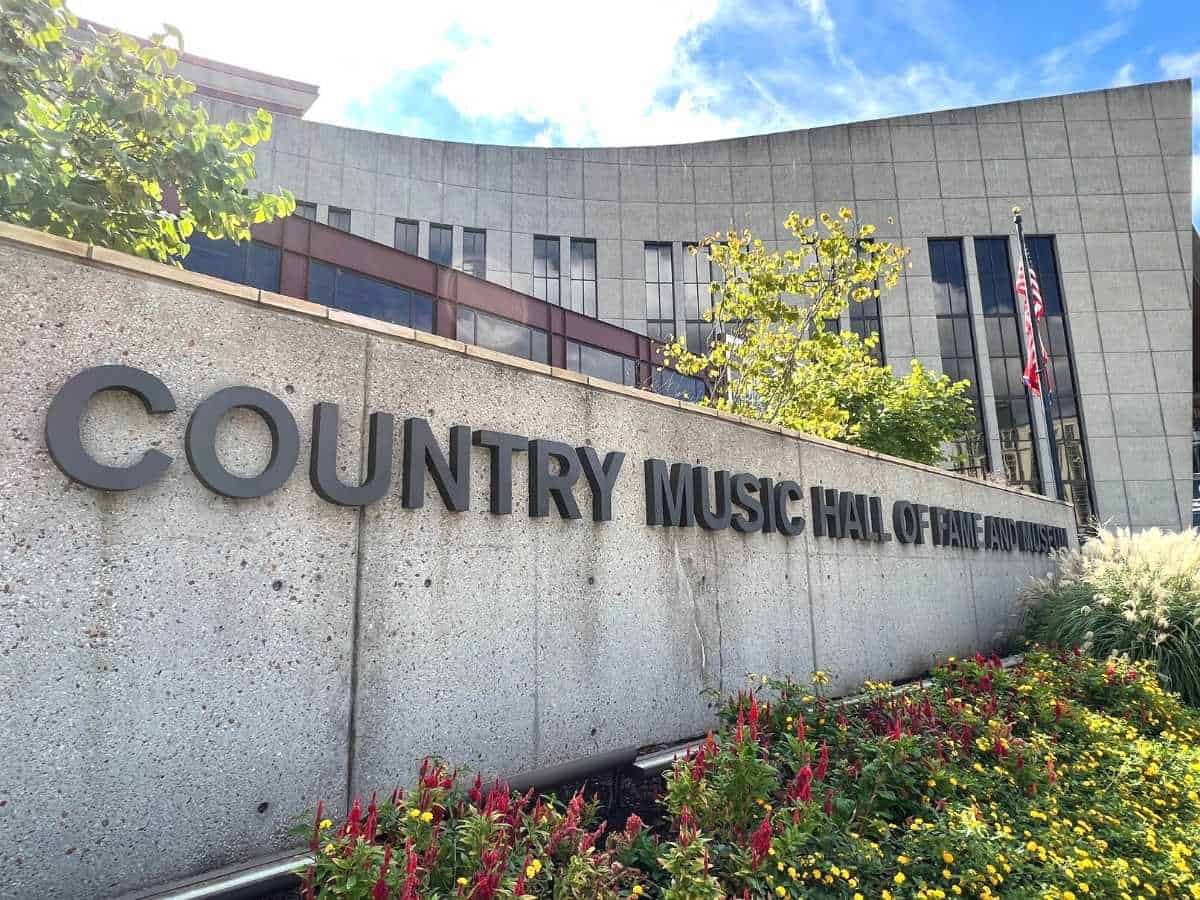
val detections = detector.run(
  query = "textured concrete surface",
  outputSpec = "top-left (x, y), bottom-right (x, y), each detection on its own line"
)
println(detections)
top-left (1, 238), bottom-right (1074, 898)
top-left (203, 78), bottom-right (1193, 530)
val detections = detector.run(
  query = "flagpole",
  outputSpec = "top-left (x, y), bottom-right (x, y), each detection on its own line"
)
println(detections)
top-left (1013, 209), bottom-right (1065, 502)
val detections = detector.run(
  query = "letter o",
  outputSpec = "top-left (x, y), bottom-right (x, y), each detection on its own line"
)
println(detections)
top-left (45, 365), bottom-right (175, 491)
top-left (185, 386), bottom-right (299, 498)
top-left (893, 501), bottom-right (920, 543)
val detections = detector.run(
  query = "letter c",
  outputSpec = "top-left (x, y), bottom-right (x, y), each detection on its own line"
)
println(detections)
top-left (45, 365), bottom-right (176, 491)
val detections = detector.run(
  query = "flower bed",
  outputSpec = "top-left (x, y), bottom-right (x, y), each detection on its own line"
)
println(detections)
top-left (298, 649), bottom-right (1200, 898)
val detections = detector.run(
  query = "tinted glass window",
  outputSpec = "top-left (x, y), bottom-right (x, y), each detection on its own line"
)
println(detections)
top-left (306, 260), bottom-right (433, 333)
top-left (652, 368), bottom-right (705, 402)
top-left (429, 224), bottom-right (453, 266)
top-left (848, 242), bottom-right (885, 363)
top-left (462, 229), bottom-right (486, 278)
top-left (328, 207), bottom-right (352, 232)
top-left (566, 339), bottom-right (636, 386)
top-left (976, 237), bottom-right (1041, 494)
top-left (294, 201), bottom-right (317, 221)
top-left (930, 238), bottom-right (989, 478)
top-left (533, 236), bottom-right (560, 304)
top-left (394, 218), bottom-right (418, 255)
top-left (1027, 236), bottom-right (1095, 529)
top-left (183, 235), bottom-right (281, 292)
top-left (569, 238), bottom-right (598, 317)
top-left (645, 242), bottom-right (675, 342)
top-left (457, 308), bottom-right (548, 363)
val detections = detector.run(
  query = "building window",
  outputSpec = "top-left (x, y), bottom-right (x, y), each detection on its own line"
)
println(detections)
top-left (652, 368), bottom-right (706, 402)
top-left (456, 307), bottom-right (548, 364)
top-left (328, 207), bottom-right (352, 232)
top-left (569, 238), bottom-right (597, 317)
top-left (306, 260), bottom-right (435, 333)
top-left (429, 223), bottom-right (453, 266)
top-left (682, 242), bottom-right (718, 354)
top-left (183, 233), bottom-right (281, 292)
top-left (394, 218), bottom-right (418, 256)
top-left (645, 242), bottom-right (675, 342)
top-left (294, 201), bottom-right (317, 221)
top-left (975, 237), bottom-right (1042, 495)
top-left (461, 228), bottom-right (486, 278)
top-left (566, 340), bottom-right (637, 386)
top-left (532, 236), bottom-right (560, 304)
top-left (1026, 236), bottom-right (1096, 529)
top-left (929, 238), bottom-right (989, 478)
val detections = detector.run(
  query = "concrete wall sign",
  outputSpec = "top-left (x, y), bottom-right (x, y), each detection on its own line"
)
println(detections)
top-left (0, 226), bottom-right (1076, 899)
top-left (47, 365), bottom-right (1071, 556)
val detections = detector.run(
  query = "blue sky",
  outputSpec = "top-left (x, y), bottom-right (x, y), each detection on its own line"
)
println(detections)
top-left (74, 0), bottom-right (1198, 223)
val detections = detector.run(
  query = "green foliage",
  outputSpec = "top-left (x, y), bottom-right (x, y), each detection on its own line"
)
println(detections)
top-left (661, 210), bottom-right (974, 466)
top-left (1023, 526), bottom-right (1200, 705)
top-left (0, 0), bottom-right (293, 263)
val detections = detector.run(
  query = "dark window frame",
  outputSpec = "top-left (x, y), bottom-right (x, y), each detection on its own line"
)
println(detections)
top-left (929, 237), bottom-right (990, 478)
top-left (644, 242), bottom-right (676, 342)
top-left (306, 258), bottom-right (435, 333)
top-left (532, 235), bottom-right (561, 305)
top-left (975, 236), bottom-right (1042, 495)
top-left (294, 201), bottom-right (317, 221)
top-left (429, 223), bottom-right (453, 267)
top-left (682, 242), bottom-right (718, 354)
top-left (394, 218), bottom-right (418, 256)
top-left (461, 228), bottom-right (486, 279)
top-left (1026, 235), bottom-right (1097, 529)
top-left (569, 238), bottom-right (598, 318)
top-left (327, 206), bottom-right (352, 232)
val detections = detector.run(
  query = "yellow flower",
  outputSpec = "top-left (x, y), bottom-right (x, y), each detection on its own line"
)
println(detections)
top-left (408, 808), bottom-right (420, 819)
top-left (420, 810), bottom-right (433, 823)
top-left (632, 887), bottom-right (644, 897)
top-left (943, 851), bottom-right (955, 864)
top-left (776, 888), bottom-right (787, 897)
top-left (811, 670), bottom-right (831, 686)
top-left (526, 865), bottom-right (536, 879)
top-left (457, 877), bottom-right (468, 887)
top-left (318, 818), bottom-right (333, 830)
top-left (895, 872), bottom-right (907, 885)
top-left (532, 859), bottom-right (542, 873)
top-left (323, 843), bottom-right (336, 855)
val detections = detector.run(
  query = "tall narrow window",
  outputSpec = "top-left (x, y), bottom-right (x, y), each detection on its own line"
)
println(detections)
top-left (1027, 236), bottom-right (1095, 528)
top-left (569, 238), bottom-right (597, 317)
top-left (929, 238), bottom-right (989, 477)
top-left (532, 236), bottom-right (560, 304)
top-left (975, 237), bottom-right (1042, 495)
top-left (294, 201), bottom-right (317, 221)
top-left (462, 228), bottom-right (486, 278)
top-left (644, 242), bottom-right (675, 341)
top-left (394, 218), bottom-right (418, 255)
top-left (429, 224), bottom-right (453, 266)
top-left (328, 207), bottom-right (351, 232)
top-left (682, 242), bottom-right (717, 354)
top-left (848, 293), bottom-right (885, 362)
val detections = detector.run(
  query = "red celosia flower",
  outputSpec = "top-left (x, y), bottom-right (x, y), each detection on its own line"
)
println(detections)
top-left (373, 844), bottom-right (392, 900)
top-left (345, 796), bottom-right (362, 840)
top-left (823, 788), bottom-right (834, 817)
top-left (469, 773), bottom-right (483, 806)
top-left (815, 743), bottom-right (829, 781)
top-left (795, 717), bottom-right (806, 742)
top-left (790, 765), bottom-right (813, 805)
top-left (749, 815), bottom-right (772, 868)
top-left (399, 839), bottom-right (420, 900)
top-left (624, 813), bottom-right (644, 839)
top-left (310, 801), bottom-right (324, 852)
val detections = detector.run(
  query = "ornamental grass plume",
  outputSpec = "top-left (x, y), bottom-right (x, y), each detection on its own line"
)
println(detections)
top-left (1022, 526), bottom-right (1200, 704)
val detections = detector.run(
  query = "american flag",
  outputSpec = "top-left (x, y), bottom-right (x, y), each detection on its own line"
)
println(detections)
top-left (1015, 261), bottom-right (1050, 399)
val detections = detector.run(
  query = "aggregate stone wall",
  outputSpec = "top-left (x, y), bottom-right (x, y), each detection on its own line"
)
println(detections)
top-left (0, 232), bottom-right (1075, 899)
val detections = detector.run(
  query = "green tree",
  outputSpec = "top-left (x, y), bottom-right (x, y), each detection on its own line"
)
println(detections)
top-left (0, 0), bottom-right (293, 263)
top-left (662, 209), bottom-right (974, 466)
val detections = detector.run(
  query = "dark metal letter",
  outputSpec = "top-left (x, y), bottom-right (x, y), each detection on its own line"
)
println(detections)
top-left (810, 486), bottom-right (842, 538)
top-left (310, 403), bottom-right (393, 506)
top-left (693, 467), bottom-right (732, 531)
top-left (774, 480), bottom-right (806, 536)
top-left (893, 501), bottom-right (920, 544)
top-left (45, 365), bottom-right (175, 491)
top-left (402, 418), bottom-right (470, 511)
top-left (644, 459), bottom-right (694, 527)
top-left (186, 386), bottom-right (299, 499)
top-left (730, 473), bottom-right (763, 534)
top-left (529, 439), bottom-right (581, 519)
top-left (577, 447), bottom-right (625, 522)
top-left (473, 430), bottom-right (528, 515)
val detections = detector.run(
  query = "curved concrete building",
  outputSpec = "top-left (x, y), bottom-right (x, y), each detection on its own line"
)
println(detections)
top-left (185, 50), bottom-right (1194, 532)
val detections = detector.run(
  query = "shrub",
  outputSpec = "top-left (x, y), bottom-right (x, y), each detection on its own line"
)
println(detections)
top-left (1022, 526), bottom-right (1200, 705)
top-left (299, 650), bottom-right (1200, 898)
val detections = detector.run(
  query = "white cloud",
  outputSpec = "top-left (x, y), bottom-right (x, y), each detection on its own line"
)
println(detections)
top-left (68, 0), bottom-right (745, 145)
top-left (1037, 22), bottom-right (1127, 88)
top-left (1160, 50), bottom-right (1200, 78)
top-left (1110, 62), bottom-right (1136, 87)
